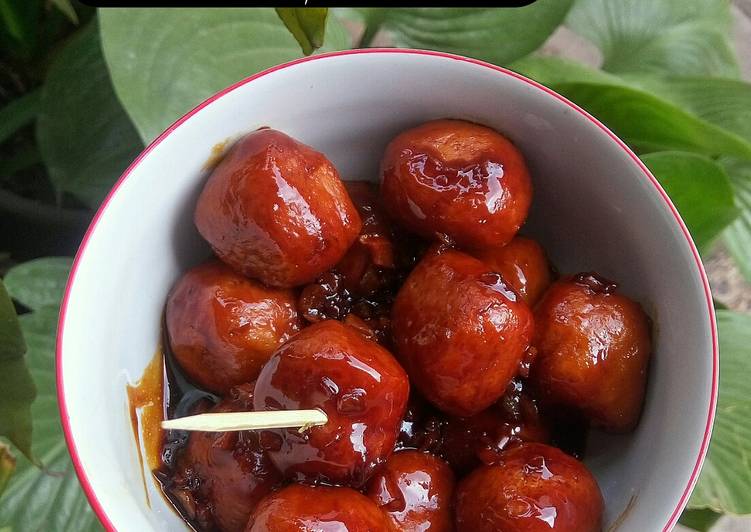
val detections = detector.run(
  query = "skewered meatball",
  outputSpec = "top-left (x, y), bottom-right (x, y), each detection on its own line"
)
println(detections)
top-left (195, 128), bottom-right (362, 287)
top-left (455, 443), bottom-right (603, 532)
top-left (391, 248), bottom-right (534, 416)
top-left (245, 484), bottom-right (393, 531)
top-left (381, 119), bottom-right (532, 249)
top-left (472, 236), bottom-right (553, 306)
top-left (165, 384), bottom-right (282, 532)
top-left (438, 379), bottom-right (550, 474)
top-left (366, 450), bottom-right (455, 532)
top-left (253, 320), bottom-right (410, 487)
top-left (532, 273), bottom-right (652, 432)
top-left (166, 261), bottom-right (302, 394)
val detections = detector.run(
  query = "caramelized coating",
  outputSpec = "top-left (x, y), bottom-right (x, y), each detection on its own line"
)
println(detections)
top-left (472, 236), bottom-right (553, 306)
top-left (253, 321), bottom-right (410, 486)
top-left (532, 273), bottom-right (652, 432)
top-left (246, 484), bottom-right (393, 532)
top-left (438, 380), bottom-right (550, 474)
top-left (455, 443), bottom-right (603, 532)
top-left (166, 261), bottom-right (302, 394)
top-left (391, 248), bottom-right (534, 416)
top-left (298, 181), bottom-right (424, 345)
top-left (195, 129), bottom-right (362, 287)
top-left (366, 450), bottom-right (455, 532)
top-left (395, 395), bottom-right (445, 455)
top-left (164, 385), bottom-right (282, 532)
top-left (381, 119), bottom-right (532, 249)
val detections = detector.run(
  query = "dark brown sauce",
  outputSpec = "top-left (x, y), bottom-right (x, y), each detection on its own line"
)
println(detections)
top-left (126, 346), bottom-right (167, 507)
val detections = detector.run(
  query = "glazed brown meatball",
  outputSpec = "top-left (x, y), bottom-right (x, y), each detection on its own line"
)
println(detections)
top-left (166, 261), bottom-right (302, 394)
top-left (472, 236), bottom-right (553, 306)
top-left (246, 484), bottom-right (393, 532)
top-left (531, 273), bottom-right (652, 432)
top-left (381, 119), bottom-right (532, 249)
top-left (455, 443), bottom-right (603, 532)
top-left (366, 450), bottom-right (455, 532)
top-left (391, 248), bottom-right (534, 416)
top-left (166, 385), bottom-right (282, 532)
top-left (253, 320), bottom-right (410, 487)
top-left (195, 128), bottom-right (362, 287)
top-left (438, 380), bottom-right (550, 474)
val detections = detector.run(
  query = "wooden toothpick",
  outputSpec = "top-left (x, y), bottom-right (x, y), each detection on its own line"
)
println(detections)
top-left (161, 409), bottom-right (328, 433)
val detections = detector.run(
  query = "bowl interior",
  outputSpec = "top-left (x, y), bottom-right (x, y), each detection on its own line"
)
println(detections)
top-left (59, 51), bottom-right (715, 531)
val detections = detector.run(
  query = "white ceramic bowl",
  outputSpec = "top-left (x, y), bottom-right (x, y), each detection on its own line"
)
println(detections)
top-left (57, 49), bottom-right (717, 531)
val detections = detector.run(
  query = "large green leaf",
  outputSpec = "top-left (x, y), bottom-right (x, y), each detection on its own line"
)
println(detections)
top-left (346, 1), bottom-right (573, 64)
top-left (99, 8), bottom-right (351, 142)
top-left (565, 0), bottom-right (738, 77)
top-left (721, 158), bottom-right (751, 284)
top-left (510, 56), bottom-right (751, 158)
top-left (0, 280), bottom-right (35, 464)
top-left (0, 306), bottom-right (100, 531)
top-left (36, 21), bottom-right (143, 208)
top-left (509, 54), bottom-right (622, 86)
top-left (0, 89), bottom-right (40, 145)
top-left (679, 508), bottom-right (721, 531)
top-left (50, 0), bottom-right (77, 24)
top-left (551, 81), bottom-right (751, 158)
top-left (640, 152), bottom-right (738, 252)
top-left (0, 0), bottom-right (39, 51)
top-left (4, 257), bottom-right (73, 311)
top-left (689, 310), bottom-right (751, 513)
top-left (628, 77), bottom-right (751, 145)
top-left (275, 8), bottom-right (328, 56)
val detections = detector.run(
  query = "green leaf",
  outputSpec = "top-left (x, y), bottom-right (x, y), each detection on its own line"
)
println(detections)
top-left (689, 310), bottom-right (751, 513)
top-left (509, 55), bottom-right (622, 86)
top-left (551, 81), bottom-right (751, 159)
top-left (0, 441), bottom-right (15, 497)
top-left (4, 257), bottom-right (72, 311)
top-left (0, 0), bottom-right (38, 49)
top-left (566, 0), bottom-right (738, 77)
top-left (679, 508), bottom-right (721, 531)
top-left (0, 306), bottom-right (100, 531)
top-left (509, 57), bottom-right (751, 157)
top-left (627, 77), bottom-right (751, 146)
top-left (0, 89), bottom-right (40, 145)
top-left (99, 8), bottom-right (351, 142)
top-left (36, 21), bottom-right (143, 208)
top-left (276, 8), bottom-right (328, 56)
top-left (347, 1), bottom-right (573, 64)
top-left (640, 152), bottom-right (738, 252)
top-left (50, 0), bottom-right (77, 24)
top-left (0, 281), bottom-right (35, 464)
top-left (722, 158), bottom-right (751, 284)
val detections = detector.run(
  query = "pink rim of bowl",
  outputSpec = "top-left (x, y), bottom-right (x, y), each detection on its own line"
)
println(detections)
top-left (56, 48), bottom-right (719, 532)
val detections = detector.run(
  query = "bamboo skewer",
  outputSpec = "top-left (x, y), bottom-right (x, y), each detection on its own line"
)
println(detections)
top-left (161, 409), bottom-right (328, 433)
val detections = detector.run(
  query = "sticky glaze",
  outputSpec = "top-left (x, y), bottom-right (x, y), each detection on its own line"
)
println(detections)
top-left (158, 384), bottom-right (282, 532)
top-left (456, 443), bottom-right (603, 532)
top-left (195, 129), bottom-right (362, 287)
top-left (127, 347), bottom-right (166, 506)
top-left (253, 320), bottom-right (409, 487)
top-left (246, 484), bottom-right (393, 531)
top-left (366, 450), bottom-right (455, 531)
top-left (532, 275), bottom-right (652, 432)
top-left (165, 260), bottom-right (302, 394)
top-left (381, 119), bottom-right (532, 249)
top-left (472, 236), bottom-right (553, 306)
top-left (391, 248), bottom-right (534, 416)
